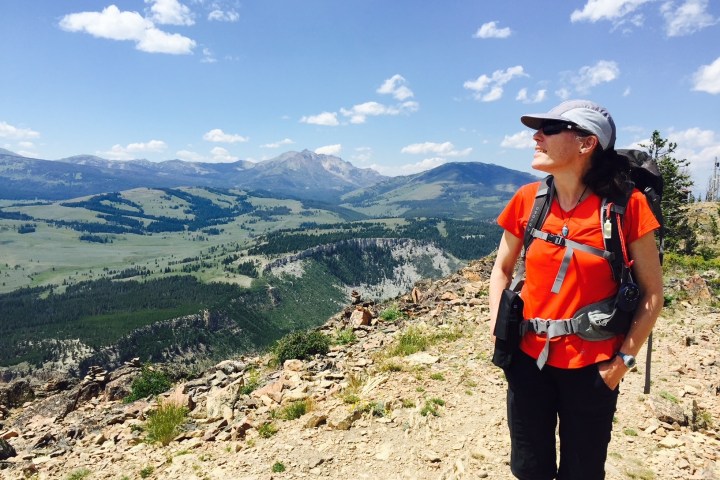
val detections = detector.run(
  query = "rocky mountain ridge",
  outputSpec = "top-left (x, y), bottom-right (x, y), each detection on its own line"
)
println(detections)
top-left (0, 149), bottom-right (386, 202)
top-left (0, 258), bottom-right (718, 479)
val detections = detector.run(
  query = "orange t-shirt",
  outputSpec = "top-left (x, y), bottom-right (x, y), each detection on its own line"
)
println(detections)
top-left (497, 182), bottom-right (660, 368)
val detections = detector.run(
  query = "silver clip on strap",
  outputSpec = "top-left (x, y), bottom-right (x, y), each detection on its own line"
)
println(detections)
top-left (521, 318), bottom-right (577, 369)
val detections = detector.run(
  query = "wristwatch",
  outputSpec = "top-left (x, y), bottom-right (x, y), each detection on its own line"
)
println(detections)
top-left (617, 351), bottom-right (637, 369)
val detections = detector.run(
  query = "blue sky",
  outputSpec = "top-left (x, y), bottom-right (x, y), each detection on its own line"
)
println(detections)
top-left (1, 0), bottom-right (719, 193)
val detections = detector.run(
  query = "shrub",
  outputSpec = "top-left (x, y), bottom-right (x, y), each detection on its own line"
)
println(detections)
top-left (258, 422), bottom-right (278, 438)
top-left (279, 400), bottom-right (309, 420)
top-left (659, 391), bottom-right (679, 404)
top-left (334, 327), bottom-right (356, 345)
top-left (145, 400), bottom-right (188, 446)
top-left (379, 304), bottom-right (405, 322)
top-left (274, 330), bottom-right (331, 365)
top-left (420, 398), bottom-right (445, 417)
top-left (139, 466), bottom-right (154, 478)
top-left (124, 365), bottom-right (172, 403)
top-left (239, 368), bottom-right (260, 395)
top-left (139, 466), bottom-right (155, 478)
top-left (272, 462), bottom-right (286, 473)
top-left (66, 469), bottom-right (91, 480)
top-left (358, 401), bottom-right (387, 417)
top-left (391, 327), bottom-right (428, 356)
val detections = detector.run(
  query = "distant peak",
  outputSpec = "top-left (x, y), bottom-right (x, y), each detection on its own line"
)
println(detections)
top-left (0, 147), bottom-right (21, 156)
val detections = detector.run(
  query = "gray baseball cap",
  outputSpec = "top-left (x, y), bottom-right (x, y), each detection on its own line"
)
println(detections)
top-left (521, 99), bottom-right (616, 150)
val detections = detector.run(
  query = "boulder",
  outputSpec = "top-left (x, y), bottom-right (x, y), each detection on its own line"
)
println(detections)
top-left (0, 438), bottom-right (16, 460)
top-left (350, 307), bottom-right (372, 326)
top-left (0, 380), bottom-right (34, 408)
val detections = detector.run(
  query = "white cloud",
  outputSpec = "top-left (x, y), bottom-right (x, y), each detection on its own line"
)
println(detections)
top-left (401, 142), bottom-right (472, 157)
top-left (208, 9), bottom-right (240, 22)
top-left (137, 28), bottom-right (196, 54)
top-left (666, 127), bottom-right (720, 193)
top-left (17, 150), bottom-right (39, 158)
top-left (0, 121), bottom-right (40, 139)
top-left (303, 76), bottom-right (418, 127)
top-left (570, 0), bottom-right (652, 23)
top-left (300, 112), bottom-right (340, 126)
top-left (464, 66), bottom-right (527, 102)
top-left (351, 146), bottom-right (373, 164)
top-left (175, 149), bottom-right (206, 161)
top-left (377, 74), bottom-right (414, 101)
top-left (692, 56), bottom-right (720, 94)
top-left (555, 87), bottom-right (572, 100)
top-left (340, 100), bottom-right (418, 124)
top-left (516, 88), bottom-right (547, 103)
top-left (146, 0), bottom-right (194, 26)
top-left (315, 144), bottom-right (342, 156)
top-left (661, 0), bottom-right (717, 37)
top-left (127, 139), bottom-right (167, 152)
top-left (209, 146), bottom-right (238, 163)
top-left (203, 128), bottom-right (249, 143)
top-left (261, 138), bottom-right (295, 148)
top-left (101, 139), bottom-right (167, 160)
top-left (201, 48), bottom-right (217, 63)
top-left (371, 157), bottom-right (448, 177)
top-left (59, 5), bottom-right (196, 55)
top-left (473, 21), bottom-right (512, 39)
top-left (501, 131), bottom-right (536, 149)
top-left (569, 60), bottom-right (620, 93)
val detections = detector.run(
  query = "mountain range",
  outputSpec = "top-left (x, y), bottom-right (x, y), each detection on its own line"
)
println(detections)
top-left (0, 149), bottom-right (538, 215)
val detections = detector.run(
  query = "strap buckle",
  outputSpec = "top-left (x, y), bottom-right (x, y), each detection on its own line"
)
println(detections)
top-left (545, 233), bottom-right (565, 246)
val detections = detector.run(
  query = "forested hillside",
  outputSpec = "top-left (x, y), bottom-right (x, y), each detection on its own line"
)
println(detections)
top-left (0, 185), bottom-right (501, 377)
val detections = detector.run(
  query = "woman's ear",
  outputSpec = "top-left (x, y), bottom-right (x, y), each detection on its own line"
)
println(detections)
top-left (579, 135), bottom-right (599, 154)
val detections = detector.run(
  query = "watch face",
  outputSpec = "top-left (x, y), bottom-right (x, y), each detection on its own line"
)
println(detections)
top-left (625, 356), bottom-right (636, 368)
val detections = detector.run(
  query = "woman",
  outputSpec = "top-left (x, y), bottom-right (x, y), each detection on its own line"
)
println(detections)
top-left (489, 100), bottom-right (663, 479)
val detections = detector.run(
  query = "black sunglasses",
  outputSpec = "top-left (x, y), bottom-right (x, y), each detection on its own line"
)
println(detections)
top-left (539, 122), bottom-right (592, 137)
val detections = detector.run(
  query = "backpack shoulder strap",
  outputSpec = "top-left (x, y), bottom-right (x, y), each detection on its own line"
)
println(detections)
top-left (510, 176), bottom-right (554, 291)
top-left (523, 175), bottom-right (555, 252)
top-left (601, 187), bottom-right (631, 283)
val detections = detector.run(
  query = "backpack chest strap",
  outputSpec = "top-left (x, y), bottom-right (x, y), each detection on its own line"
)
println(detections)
top-left (528, 228), bottom-right (615, 293)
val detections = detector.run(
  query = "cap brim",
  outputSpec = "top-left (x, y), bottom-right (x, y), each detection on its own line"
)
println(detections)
top-left (520, 113), bottom-right (568, 130)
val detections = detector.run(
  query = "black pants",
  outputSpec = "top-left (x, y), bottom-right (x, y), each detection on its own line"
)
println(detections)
top-left (504, 351), bottom-right (619, 480)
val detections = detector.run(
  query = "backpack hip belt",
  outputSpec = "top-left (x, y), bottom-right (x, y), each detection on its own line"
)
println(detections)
top-left (520, 296), bottom-right (620, 369)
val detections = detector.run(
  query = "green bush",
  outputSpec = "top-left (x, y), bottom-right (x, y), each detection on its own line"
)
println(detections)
top-left (379, 304), bottom-right (405, 322)
top-left (274, 330), bottom-right (331, 364)
top-left (279, 400), bottom-right (309, 420)
top-left (272, 462), bottom-right (286, 473)
top-left (334, 327), bottom-right (356, 345)
top-left (420, 398), bottom-right (445, 417)
top-left (391, 327), bottom-right (428, 356)
top-left (66, 469), bottom-right (91, 480)
top-left (139, 466), bottom-right (155, 478)
top-left (145, 400), bottom-right (188, 446)
top-left (124, 365), bottom-right (173, 403)
top-left (258, 422), bottom-right (278, 438)
top-left (239, 368), bottom-right (260, 395)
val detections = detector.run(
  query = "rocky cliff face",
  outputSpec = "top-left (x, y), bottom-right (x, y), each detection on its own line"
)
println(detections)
top-left (0, 259), bottom-right (718, 479)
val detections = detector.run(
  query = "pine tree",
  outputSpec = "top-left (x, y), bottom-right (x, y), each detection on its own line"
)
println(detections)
top-left (640, 130), bottom-right (696, 254)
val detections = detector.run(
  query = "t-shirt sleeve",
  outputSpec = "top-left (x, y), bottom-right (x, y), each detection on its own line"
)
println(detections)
top-left (497, 183), bottom-right (538, 239)
top-left (623, 189), bottom-right (661, 244)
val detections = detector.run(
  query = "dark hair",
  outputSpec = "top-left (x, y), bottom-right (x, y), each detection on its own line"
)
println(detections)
top-left (582, 146), bottom-right (631, 200)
